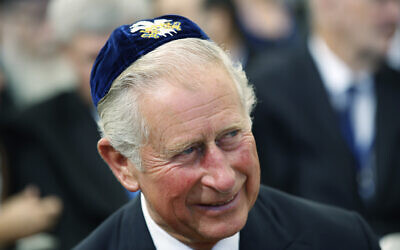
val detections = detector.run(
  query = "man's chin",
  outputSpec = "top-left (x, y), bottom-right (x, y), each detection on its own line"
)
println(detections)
top-left (197, 214), bottom-right (247, 242)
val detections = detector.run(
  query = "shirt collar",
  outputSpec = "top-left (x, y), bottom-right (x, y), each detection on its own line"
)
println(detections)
top-left (308, 35), bottom-right (354, 95)
top-left (141, 194), bottom-right (240, 250)
top-left (308, 35), bottom-right (374, 110)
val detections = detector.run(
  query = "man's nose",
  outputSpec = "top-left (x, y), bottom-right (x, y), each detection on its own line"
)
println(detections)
top-left (200, 144), bottom-right (236, 194)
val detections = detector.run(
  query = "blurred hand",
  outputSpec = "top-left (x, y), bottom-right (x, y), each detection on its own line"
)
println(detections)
top-left (380, 232), bottom-right (400, 250)
top-left (0, 186), bottom-right (63, 246)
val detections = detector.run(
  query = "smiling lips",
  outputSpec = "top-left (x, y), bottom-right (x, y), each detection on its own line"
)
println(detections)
top-left (197, 191), bottom-right (240, 211)
top-left (204, 195), bottom-right (236, 206)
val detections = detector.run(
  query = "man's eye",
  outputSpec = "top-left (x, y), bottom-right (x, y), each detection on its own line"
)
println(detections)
top-left (222, 130), bottom-right (239, 140)
top-left (227, 130), bottom-right (239, 138)
top-left (173, 145), bottom-right (201, 163)
top-left (182, 147), bottom-right (195, 155)
top-left (216, 129), bottom-right (241, 150)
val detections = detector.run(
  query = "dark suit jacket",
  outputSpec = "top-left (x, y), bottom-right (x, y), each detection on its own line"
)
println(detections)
top-left (2, 91), bottom-right (129, 249)
top-left (74, 185), bottom-right (380, 250)
top-left (248, 44), bottom-right (400, 236)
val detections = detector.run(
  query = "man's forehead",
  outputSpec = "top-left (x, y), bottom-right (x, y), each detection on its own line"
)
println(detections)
top-left (140, 69), bottom-right (246, 148)
top-left (155, 60), bottom-right (232, 90)
top-left (140, 69), bottom-right (241, 120)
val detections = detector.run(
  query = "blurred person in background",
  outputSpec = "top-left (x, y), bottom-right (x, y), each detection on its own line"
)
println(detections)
top-left (2, 0), bottom-right (151, 249)
top-left (0, 184), bottom-right (62, 250)
top-left (233, 0), bottom-right (301, 53)
top-left (387, 24), bottom-right (400, 71)
top-left (201, 0), bottom-right (249, 67)
top-left (153, 0), bottom-right (301, 71)
top-left (0, 63), bottom-right (14, 120)
top-left (0, 0), bottom-right (75, 110)
top-left (0, 0), bottom-right (17, 119)
top-left (154, 0), bottom-right (250, 64)
top-left (1, 3), bottom-right (62, 248)
top-left (152, 0), bottom-right (206, 27)
top-left (249, 0), bottom-right (400, 240)
top-left (200, 0), bottom-right (275, 71)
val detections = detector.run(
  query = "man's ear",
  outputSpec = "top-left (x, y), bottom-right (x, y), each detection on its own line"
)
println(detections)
top-left (97, 138), bottom-right (140, 192)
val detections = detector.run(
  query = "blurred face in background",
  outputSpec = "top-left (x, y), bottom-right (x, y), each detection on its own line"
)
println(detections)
top-left (153, 0), bottom-right (206, 28)
top-left (234, 0), bottom-right (292, 40)
top-left (65, 32), bottom-right (108, 105)
top-left (316, 0), bottom-right (400, 65)
top-left (3, 0), bottom-right (52, 57)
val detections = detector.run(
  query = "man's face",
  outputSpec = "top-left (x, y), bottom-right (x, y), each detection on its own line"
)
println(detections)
top-left (331, 0), bottom-right (400, 60)
top-left (134, 65), bottom-right (260, 247)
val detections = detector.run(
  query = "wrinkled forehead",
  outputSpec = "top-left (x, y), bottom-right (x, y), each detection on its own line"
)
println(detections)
top-left (167, 61), bottom-right (231, 91)
top-left (139, 64), bottom-right (247, 132)
top-left (135, 58), bottom-right (234, 98)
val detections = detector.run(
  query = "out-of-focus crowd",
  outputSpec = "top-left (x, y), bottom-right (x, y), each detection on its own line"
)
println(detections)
top-left (0, 0), bottom-right (399, 249)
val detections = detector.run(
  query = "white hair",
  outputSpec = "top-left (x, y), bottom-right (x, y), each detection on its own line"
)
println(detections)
top-left (97, 38), bottom-right (256, 170)
top-left (47, 0), bottom-right (151, 44)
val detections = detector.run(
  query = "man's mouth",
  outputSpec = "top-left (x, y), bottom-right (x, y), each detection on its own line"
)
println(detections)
top-left (195, 191), bottom-right (240, 213)
top-left (202, 195), bottom-right (236, 207)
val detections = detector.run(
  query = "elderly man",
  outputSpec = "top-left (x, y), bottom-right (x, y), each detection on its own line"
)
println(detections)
top-left (75, 15), bottom-right (380, 250)
top-left (249, 0), bottom-right (400, 237)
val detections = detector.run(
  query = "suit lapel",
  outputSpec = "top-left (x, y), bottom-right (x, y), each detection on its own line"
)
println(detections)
top-left (240, 187), bottom-right (314, 250)
top-left (298, 47), bottom-right (352, 156)
top-left (374, 65), bottom-right (400, 202)
top-left (240, 205), bottom-right (293, 250)
top-left (119, 195), bottom-right (156, 250)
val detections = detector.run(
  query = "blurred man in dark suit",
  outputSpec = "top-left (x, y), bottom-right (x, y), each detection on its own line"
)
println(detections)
top-left (249, 0), bottom-right (400, 237)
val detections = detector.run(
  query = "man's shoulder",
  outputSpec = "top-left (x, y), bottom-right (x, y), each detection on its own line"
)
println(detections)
top-left (259, 186), bottom-right (345, 217)
top-left (73, 197), bottom-right (139, 249)
top-left (256, 185), bottom-right (369, 229)
top-left (74, 195), bottom-right (155, 250)
top-left (246, 186), bottom-right (380, 249)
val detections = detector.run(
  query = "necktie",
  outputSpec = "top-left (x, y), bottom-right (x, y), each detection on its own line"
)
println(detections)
top-left (338, 85), bottom-right (375, 201)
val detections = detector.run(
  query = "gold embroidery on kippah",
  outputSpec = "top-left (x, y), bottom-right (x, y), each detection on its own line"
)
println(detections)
top-left (130, 19), bottom-right (182, 39)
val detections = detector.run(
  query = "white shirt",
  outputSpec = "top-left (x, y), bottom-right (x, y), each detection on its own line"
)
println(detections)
top-left (141, 194), bottom-right (240, 250)
top-left (308, 35), bottom-right (376, 154)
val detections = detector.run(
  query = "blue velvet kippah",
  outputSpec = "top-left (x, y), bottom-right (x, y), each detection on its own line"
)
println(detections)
top-left (90, 15), bottom-right (210, 107)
